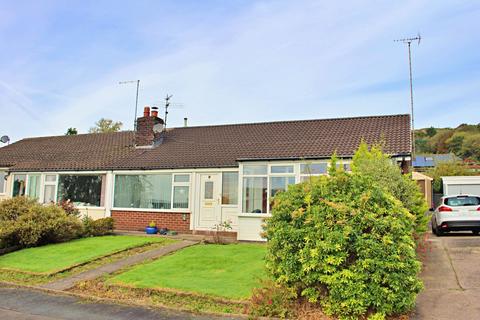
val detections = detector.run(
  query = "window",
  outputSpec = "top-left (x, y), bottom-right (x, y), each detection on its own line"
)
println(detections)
top-left (27, 174), bottom-right (41, 199)
top-left (204, 181), bottom-right (214, 199)
top-left (0, 171), bottom-right (5, 194)
top-left (173, 186), bottom-right (189, 208)
top-left (12, 174), bottom-right (26, 197)
top-left (43, 174), bottom-right (57, 204)
top-left (57, 175), bottom-right (104, 207)
top-left (222, 172), bottom-right (238, 205)
top-left (300, 163), bottom-right (327, 175)
top-left (445, 196), bottom-right (480, 207)
top-left (271, 165), bottom-right (294, 174)
top-left (114, 173), bottom-right (190, 210)
top-left (173, 174), bottom-right (190, 209)
top-left (242, 177), bottom-right (267, 214)
top-left (114, 174), bottom-right (171, 209)
top-left (270, 176), bottom-right (295, 197)
top-left (243, 164), bottom-right (268, 175)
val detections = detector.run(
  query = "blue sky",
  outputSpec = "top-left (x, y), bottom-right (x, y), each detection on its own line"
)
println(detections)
top-left (0, 0), bottom-right (479, 142)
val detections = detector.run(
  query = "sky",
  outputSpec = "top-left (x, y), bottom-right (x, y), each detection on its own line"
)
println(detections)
top-left (0, 0), bottom-right (479, 142)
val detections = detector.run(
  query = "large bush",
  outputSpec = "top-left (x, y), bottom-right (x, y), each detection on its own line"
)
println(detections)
top-left (351, 142), bottom-right (428, 234)
top-left (0, 197), bottom-right (83, 249)
top-left (264, 171), bottom-right (422, 319)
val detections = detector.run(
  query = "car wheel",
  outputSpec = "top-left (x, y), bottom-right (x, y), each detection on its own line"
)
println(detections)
top-left (472, 230), bottom-right (479, 236)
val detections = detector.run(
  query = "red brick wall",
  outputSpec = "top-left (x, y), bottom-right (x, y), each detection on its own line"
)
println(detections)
top-left (111, 210), bottom-right (191, 232)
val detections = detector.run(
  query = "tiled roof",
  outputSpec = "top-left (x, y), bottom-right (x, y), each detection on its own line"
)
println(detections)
top-left (0, 114), bottom-right (411, 172)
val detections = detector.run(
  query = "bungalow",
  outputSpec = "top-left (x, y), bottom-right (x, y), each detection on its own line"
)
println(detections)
top-left (0, 110), bottom-right (411, 241)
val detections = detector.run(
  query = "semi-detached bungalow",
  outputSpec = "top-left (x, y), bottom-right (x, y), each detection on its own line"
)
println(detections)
top-left (0, 110), bottom-right (412, 241)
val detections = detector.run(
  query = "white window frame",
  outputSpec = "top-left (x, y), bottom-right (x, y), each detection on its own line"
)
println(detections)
top-left (0, 169), bottom-right (7, 195)
top-left (172, 173), bottom-right (191, 210)
top-left (112, 170), bottom-right (192, 212)
top-left (42, 174), bottom-right (58, 204)
top-left (221, 171), bottom-right (239, 207)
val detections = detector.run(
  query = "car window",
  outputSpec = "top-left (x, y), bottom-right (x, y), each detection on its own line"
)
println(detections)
top-left (445, 196), bottom-right (480, 207)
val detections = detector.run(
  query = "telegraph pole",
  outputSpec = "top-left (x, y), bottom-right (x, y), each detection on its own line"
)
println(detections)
top-left (395, 34), bottom-right (421, 158)
top-left (119, 80), bottom-right (141, 130)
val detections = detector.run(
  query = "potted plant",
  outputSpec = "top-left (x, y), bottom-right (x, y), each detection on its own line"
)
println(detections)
top-left (145, 221), bottom-right (158, 234)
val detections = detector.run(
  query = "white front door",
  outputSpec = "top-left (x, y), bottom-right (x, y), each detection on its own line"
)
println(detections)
top-left (197, 173), bottom-right (222, 229)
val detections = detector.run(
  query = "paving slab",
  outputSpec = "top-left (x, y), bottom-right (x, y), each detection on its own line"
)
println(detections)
top-left (40, 240), bottom-right (197, 291)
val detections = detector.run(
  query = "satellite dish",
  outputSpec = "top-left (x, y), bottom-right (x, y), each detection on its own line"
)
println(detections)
top-left (0, 135), bottom-right (10, 144)
top-left (153, 123), bottom-right (164, 134)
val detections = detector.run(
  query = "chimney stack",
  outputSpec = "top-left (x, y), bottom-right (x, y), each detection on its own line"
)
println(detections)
top-left (135, 106), bottom-right (164, 147)
top-left (184, 117), bottom-right (188, 127)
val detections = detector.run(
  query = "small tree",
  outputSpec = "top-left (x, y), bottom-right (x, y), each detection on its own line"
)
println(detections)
top-left (89, 118), bottom-right (123, 133)
top-left (425, 126), bottom-right (437, 137)
top-left (264, 162), bottom-right (422, 319)
top-left (65, 127), bottom-right (78, 135)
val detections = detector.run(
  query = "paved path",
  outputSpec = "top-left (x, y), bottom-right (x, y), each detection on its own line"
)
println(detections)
top-left (41, 240), bottom-right (198, 291)
top-left (413, 232), bottom-right (480, 319)
top-left (0, 286), bottom-right (237, 320)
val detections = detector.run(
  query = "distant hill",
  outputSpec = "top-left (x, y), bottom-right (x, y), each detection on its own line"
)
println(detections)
top-left (415, 124), bottom-right (480, 162)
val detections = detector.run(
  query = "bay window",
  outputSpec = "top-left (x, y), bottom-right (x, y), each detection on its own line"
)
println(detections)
top-left (242, 176), bottom-right (267, 214)
top-left (57, 174), bottom-right (104, 207)
top-left (114, 173), bottom-right (190, 210)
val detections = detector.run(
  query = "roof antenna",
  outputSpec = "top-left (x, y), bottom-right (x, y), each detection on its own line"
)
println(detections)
top-left (119, 80), bottom-right (141, 130)
top-left (395, 33), bottom-right (421, 159)
top-left (164, 94), bottom-right (173, 130)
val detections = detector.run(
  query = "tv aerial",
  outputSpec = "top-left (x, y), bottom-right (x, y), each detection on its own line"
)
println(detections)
top-left (0, 135), bottom-right (10, 144)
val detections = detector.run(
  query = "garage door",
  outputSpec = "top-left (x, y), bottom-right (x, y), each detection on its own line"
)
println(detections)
top-left (447, 184), bottom-right (480, 195)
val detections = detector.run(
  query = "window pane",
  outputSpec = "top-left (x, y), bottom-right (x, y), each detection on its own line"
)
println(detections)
top-left (271, 165), bottom-right (294, 174)
top-left (173, 186), bottom-right (189, 209)
top-left (243, 164), bottom-right (267, 175)
top-left (0, 172), bottom-right (5, 194)
top-left (44, 185), bottom-right (56, 204)
top-left (270, 176), bottom-right (296, 197)
top-left (27, 175), bottom-right (41, 199)
top-left (45, 175), bottom-right (56, 182)
top-left (174, 174), bottom-right (190, 183)
top-left (300, 163), bottom-right (327, 174)
top-left (242, 177), bottom-right (267, 213)
top-left (222, 172), bottom-right (238, 205)
top-left (12, 174), bottom-right (26, 197)
top-left (204, 181), bottom-right (214, 199)
top-left (114, 174), bottom-right (172, 209)
top-left (57, 175), bottom-right (104, 207)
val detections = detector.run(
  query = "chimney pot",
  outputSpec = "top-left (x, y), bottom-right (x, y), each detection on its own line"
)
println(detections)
top-left (184, 117), bottom-right (188, 127)
top-left (143, 106), bottom-right (150, 117)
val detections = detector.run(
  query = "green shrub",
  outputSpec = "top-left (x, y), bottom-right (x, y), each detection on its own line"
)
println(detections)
top-left (264, 171), bottom-right (422, 319)
top-left (82, 217), bottom-right (114, 237)
top-left (0, 197), bottom-right (83, 249)
top-left (351, 141), bottom-right (428, 235)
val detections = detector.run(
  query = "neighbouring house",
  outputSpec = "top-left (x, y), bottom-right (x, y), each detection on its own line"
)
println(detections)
top-left (412, 153), bottom-right (460, 171)
top-left (0, 110), bottom-right (411, 241)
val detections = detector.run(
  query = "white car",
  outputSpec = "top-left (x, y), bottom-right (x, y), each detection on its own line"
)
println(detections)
top-left (431, 195), bottom-right (480, 236)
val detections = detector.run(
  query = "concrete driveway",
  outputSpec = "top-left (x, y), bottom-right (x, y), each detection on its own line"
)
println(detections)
top-left (413, 232), bottom-right (480, 319)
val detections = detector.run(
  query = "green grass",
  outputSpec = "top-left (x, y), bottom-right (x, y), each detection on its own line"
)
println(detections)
top-left (109, 243), bottom-right (267, 299)
top-left (0, 235), bottom-right (174, 274)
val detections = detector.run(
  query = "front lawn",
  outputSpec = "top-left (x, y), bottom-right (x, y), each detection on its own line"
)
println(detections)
top-left (0, 235), bottom-right (174, 274)
top-left (109, 243), bottom-right (266, 299)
